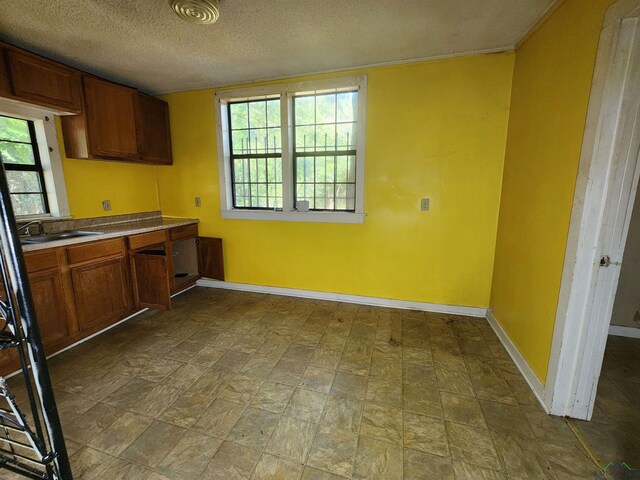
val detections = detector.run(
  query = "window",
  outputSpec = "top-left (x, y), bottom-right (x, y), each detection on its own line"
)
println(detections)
top-left (217, 76), bottom-right (366, 223)
top-left (0, 115), bottom-right (49, 216)
top-left (0, 100), bottom-right (70, 218)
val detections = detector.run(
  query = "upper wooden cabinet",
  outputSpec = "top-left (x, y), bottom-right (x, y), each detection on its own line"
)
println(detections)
top-left (62, 76), bottom-right (139, 161)
top-left (136, 93), bottom-right (173, 164)
top-left (3, 48), bottom-right (82, 113)
top-left (0, 49), bottom-right (11, 97)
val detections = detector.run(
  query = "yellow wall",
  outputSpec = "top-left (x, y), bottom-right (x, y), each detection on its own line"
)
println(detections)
top-left (54, 120), bottom-right (160, 218)
top-left (490, 0), bottom-right (615, 382)
top-left (157, 53), bottom-right (515, 308)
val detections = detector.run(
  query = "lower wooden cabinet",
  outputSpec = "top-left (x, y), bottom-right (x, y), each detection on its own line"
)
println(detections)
top-left (132, 250), bottom-right (171, 310)
top-left (71, 255), bottom-right (132, 332)
top-left (29, 267), bottom-right (70, 348)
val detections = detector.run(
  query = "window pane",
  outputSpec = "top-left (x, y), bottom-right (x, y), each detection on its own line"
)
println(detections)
top-left (11, 194), bottom-right (46, 216)
top-left (230, 103), bottom-right (248, 130)
top-left (0, 140), bottom-right (36, 165)
top-left (0, 116), bottom-right (30, 143)
top-left (267, 100), bottom-right (280, 127)
top-left (6, 170), bottom-right (43, 193)
top-left (337, 92), bottom-right (357, 123)
top-left (293, 91), bottom-right (357, 212)
top-left (295, 96), bottom-right (315, 126)
top-left (231, 156), bottom-right (283, 209)
top-left (249, 101), bottom-right (267, 128)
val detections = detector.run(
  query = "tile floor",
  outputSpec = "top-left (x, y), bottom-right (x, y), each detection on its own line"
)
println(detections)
top-left (2, 287), bottom-right (600, 479)
top-left (573, 335), bottom-right (640, 467)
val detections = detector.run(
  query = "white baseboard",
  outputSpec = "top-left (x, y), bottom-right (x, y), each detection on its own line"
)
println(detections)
top-left (197, 279), bottom-right (488, 317)
top-left (485, 309), bottom-right (549, 413)
top-left (609, 324), bottom-right (640, 338)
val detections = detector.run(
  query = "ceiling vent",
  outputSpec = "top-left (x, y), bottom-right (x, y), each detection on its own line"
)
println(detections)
top-left (170, 0), bottom-right (220, 25)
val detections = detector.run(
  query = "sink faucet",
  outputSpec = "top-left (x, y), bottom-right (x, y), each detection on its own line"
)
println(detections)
top-left (18, 220), bottom-right (45, 237)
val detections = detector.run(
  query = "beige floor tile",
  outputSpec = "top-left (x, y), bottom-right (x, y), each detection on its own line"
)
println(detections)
top-left (228, 407), bottom-right (280, 450)
top-left (285, 388), bottom-right (328, 423)
top-left (270, 359), bottom-right (307, 386)
top-left (319, 395), bottom-right (363, 436)
top-left (69, 446), bottom-right (115, 480)
top-left (353, 436), bottom-right (403, 479)
top-left (310, 347), bottom-right (342, 370)
top-left (218, 374), bottom-right (265, 404)
top-left (403, 412), bottom-right (448, 457)
top-left (491, 431), bottom-right (555, 480)
top-left (360, 402), bottom-right (403, 444)
top-left (402, 382), bottom-right (442, 418)
top-left (157, 430), bottom-right (222, 479)
top-left (445, 421), bottom-right (500, 470)
top-left (251, 381), bottom-right (295, 414)
top-left (331, 372), bottom-right (367, 401)
top-left (130, 383), bottom-right (183, 418)
top-left (435, 364), bottom-right (475, 396)
top-left (251, 453), bottom-right (303, 479)
top-left (440, 392), bottom-right (485, 428)
top-left (190, 345), bottom-right (227, 367)
top-left (203, 441), bottom-right (261, 479)
top-left (240, 355), bottom-right (280, 378)
top-left (120, 420), bottom-right (185, 468)
top-left (480, 399), bottom-right (535, 439)
top-left (301, 466), bottom-right (347, 479)
top-left (216, 350), bottom-right (252, 371)
top-left (159, 390), bottom-right (213, 428)
top-left (403, 448), bottom-right (454, 480)
top-left (366, 375), bottom-right (402, 407)
top-left (93, 457), bottom-right (152, 480)
top-left (63, 403), bottom-right (122, 444)
top-left (402, 346), bottom-right (433, 366)
top-left (266, 415), bottom-right (316, 462)
top-left (87, 411), bottom-right (154, 456)
top-left (103, 378), bottom-right (157, 410)
top-left (136, 357), bottom-right (183, 382)
top-left (452, 462), bottom-right (506, 480)
top-left (299, 366), bottom-right (336, 393)
top-left (540, 442), bottom-right (597, 479)
top-left (161, 362), bottom-right (208, 390)
top-left (195, 398), bottom-right (247, 438)
top-left (307, 430), bottom-right (358, 478)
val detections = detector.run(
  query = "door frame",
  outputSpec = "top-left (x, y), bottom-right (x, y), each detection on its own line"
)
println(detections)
top-left (545, 0), bottom-right (640, 420)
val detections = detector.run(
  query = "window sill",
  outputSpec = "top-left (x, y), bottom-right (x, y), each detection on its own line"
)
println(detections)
top-left (220, 209), bottom-right (365, 224)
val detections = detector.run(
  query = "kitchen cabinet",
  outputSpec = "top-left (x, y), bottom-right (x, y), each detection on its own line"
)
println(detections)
top-left (3, 47), bottom-right (82, 113)
top-left (128, 230), bottom-right (172, 310)
top-left (68, 238), bottom-right (133, 332)
top-left (62, 76), bottom-right (139, 161)
top-left (0, 48), bottom-right (10, 96)
top-left (0, 248), bottom-right (75, 375)
top-left (136, 93), bottom-right (173, 164)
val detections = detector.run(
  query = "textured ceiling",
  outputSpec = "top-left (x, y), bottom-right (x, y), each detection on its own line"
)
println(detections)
top-left (0, 0), bottom-right (555, 94)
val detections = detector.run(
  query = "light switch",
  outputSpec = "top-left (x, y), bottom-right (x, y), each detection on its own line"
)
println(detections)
top-left (102, 200), bottom-right (111, 211)
top-left (195, 196), bottom-right (201, 207)
top-left (421, 198), bottom-right (430, 211)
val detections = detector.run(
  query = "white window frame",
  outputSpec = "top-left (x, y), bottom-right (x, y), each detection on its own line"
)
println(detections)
top-left (0, 99), bottom-right (71, 219)
top-left (215, 75), bottom-right (367, 224)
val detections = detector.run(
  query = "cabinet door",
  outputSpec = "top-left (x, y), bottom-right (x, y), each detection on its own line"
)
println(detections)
top-left (132, 251), bottom-right (171, 310)
top-left (198, 237), bottom-right (225, 280)
top-left (0, 48), bottom-right (10, 96)
top-left (83, 76), bottom-right (138, 160)
top-left (5, 49), bottom-right (81, 112)
top-left (136, 93), bottom-right (173, 165)
top-left (29, 268), bottom-right (70, 351)
top-left (71, 255), bottom-right (132, 332)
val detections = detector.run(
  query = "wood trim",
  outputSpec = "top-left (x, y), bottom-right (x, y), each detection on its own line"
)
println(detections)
top-left (169, 224), bottom-right (198, 241)
top-left (128, 230), bottom-right (167, 251)
top-left (66, 237), bottom-right (125, 265)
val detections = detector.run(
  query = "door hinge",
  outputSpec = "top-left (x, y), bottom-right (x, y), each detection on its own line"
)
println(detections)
top-left (599, 255), bottom-right (622, 267)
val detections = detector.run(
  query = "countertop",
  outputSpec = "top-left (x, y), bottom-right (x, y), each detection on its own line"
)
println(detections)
top-left (21, 217), bottom-right (199, 252)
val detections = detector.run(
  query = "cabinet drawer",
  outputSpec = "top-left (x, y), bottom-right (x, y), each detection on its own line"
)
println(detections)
top-left (25, 249), bottom-right (58, 273)
top-left (67, 238), bottom-right (125, 265)
top-left (128, 230), bottom-right (167, 250)
top-left (169, 224), bottom-right (198, 241)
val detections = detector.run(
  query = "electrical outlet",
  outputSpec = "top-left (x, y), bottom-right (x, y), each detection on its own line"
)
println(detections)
top-left (102, 200), bottom-right (111, 211)
top-left (420, 198), bottom-right (430, 211)
top-left (195, 196), bottom-right (201, 207)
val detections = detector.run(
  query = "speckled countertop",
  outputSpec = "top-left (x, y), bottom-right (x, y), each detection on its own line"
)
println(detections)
top-left (20, 211), bottom-right (198, 252)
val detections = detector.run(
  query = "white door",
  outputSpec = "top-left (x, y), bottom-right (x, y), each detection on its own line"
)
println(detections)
top-left (559, 15), bottom-right (640, 419)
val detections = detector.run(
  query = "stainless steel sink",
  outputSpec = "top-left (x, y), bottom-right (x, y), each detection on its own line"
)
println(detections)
top-left (20, 230), bottom-right (102, 244)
